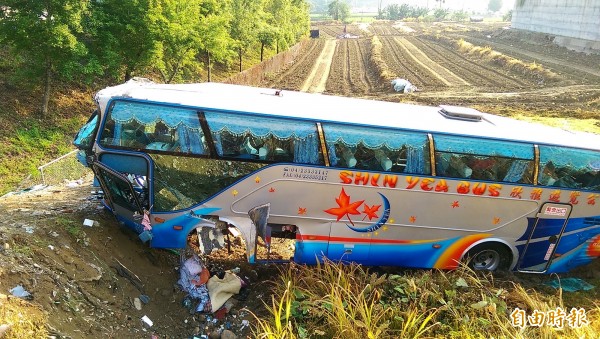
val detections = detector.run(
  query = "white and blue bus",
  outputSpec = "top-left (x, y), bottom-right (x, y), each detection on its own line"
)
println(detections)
top-left (73, 79), bottom-right (600, 273)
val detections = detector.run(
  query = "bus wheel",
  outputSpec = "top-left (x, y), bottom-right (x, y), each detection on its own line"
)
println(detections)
top-left (465, 243), bottom-right (511, 271)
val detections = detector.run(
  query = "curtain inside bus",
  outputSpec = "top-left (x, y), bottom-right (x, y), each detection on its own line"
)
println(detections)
top-left (205, 111), bottom-right (322, 164)
top-left (323, 123), bottom-right (430, 174)
top-left (433, 134), bottom-right (535, 183)
top-left (102, 101), bottom-right (207, 155)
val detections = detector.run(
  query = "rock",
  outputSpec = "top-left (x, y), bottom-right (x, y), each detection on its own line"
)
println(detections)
top-left (220, 329), bottom-right (237, 339)
top-left (209, 330), bottom-right (221, 339)
top-left (223, 298), bottom-right (238, 311)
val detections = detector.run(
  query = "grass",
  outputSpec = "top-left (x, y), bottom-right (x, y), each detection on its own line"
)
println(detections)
top-left (453, 37), bottom-right (558, 82)
top-left (55, 216), bottom-right (86, 240)
top-left (370, 36), bottom-right (395, 83)
top-left (251, 260), bottom-right (600, 338)
top-left (512, 115), bottom-right (600, 135)
top-left (0, 116), bottom-right (87, 195)
top-left (0, 295), bottom-right (48, 339)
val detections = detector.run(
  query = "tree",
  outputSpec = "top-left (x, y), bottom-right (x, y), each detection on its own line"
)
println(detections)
top-left (264, 0), bottom-right (310, 54)
top-left (257, 25), bottom-right (278, 61)
top-left (488, 0), bottom-right (503, 12)
top-left (90, 0), bottom-right (161, 82)
top-left (197, 0), bottom-right (233, 82)
top-left (450, 10), bottom-right (469, 22)
top-left (435, 0), bottom-right (445, 8)
top-left (410, 6), bottom-right (429, 18)
top-left (503, 9), bottom-right (513, 22)
top-left (328, 0), bottom-right (349, 22)
top-left (154, 0), bottom-right (204, 84)
top-left (433, 8), bottom-right (449, 21)
top-left (0, 1), bottom-right (94, 116)
top-left (229, 0), bottom-right (263, 72)
top-left (384, 4), bottom-right (411, 20)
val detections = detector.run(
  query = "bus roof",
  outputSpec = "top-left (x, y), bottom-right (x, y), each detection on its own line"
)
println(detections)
top-left (95, 79), bottom-right (600, 151)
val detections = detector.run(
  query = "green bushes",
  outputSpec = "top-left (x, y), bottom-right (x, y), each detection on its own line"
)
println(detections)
top-left (251, 260), bottom-right (600, 338)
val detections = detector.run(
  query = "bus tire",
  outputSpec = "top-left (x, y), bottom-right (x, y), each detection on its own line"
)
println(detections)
top-left (465, 243), bottom-right (511, 271)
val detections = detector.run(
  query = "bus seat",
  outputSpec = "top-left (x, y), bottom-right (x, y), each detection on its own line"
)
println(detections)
top-left (146, 142), bottom-right (171, 151)
top-left (121, 129), bottom-right (135, 146)
top-left (243, 137), bottom-right (258, 155)
top-left (169, 141), bottom-right (181, 152)
top-left (374, 150), bottom-right (392, 171)
top-left (341, 147), bottom-right (357, 168)
top-left (503, 160), bottom-right (529, 183)
top-left (259, 146), bottom-right (269, 160)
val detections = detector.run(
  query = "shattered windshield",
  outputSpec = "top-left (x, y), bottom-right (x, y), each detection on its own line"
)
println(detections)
top-left (73, 111), bottom-right (99, 149)
top-left (150, 154), bottom-right (265, 212)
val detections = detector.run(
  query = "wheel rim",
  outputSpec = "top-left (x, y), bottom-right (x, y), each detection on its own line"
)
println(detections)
top-left (471, 249), bottom-right (500, 271)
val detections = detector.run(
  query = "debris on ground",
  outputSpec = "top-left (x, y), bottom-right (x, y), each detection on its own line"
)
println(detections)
top-left (83, 218), bottom-right (98, 227)
top-left (544, 277), bottom-right (595, 292)
top-left (9, 285), bottom-right (32, 300)
top-left (179, 254), bottom-right (212, 313)
top-left (391, 78), bottom-right (417, 93)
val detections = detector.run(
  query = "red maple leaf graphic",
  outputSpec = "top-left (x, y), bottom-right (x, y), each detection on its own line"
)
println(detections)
top-left (324, 188), bottom-right (364, 226)
top-left (362, 204), bottom-right (381, 220)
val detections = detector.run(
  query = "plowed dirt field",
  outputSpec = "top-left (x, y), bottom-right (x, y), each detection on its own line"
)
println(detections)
top-left (264, 21), bottom-right (600, 131)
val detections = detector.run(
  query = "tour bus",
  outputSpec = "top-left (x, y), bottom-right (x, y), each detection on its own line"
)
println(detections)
top-left (73, 78), bottom-right (600, 273)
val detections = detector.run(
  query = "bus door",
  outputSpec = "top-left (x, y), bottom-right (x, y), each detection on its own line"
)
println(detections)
top-left (91, 154), bottom-right (150, 231)
top-left (517, 202), bottom-right (572, 273)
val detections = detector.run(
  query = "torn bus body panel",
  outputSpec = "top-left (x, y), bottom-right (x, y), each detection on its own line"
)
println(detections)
top-left (150, 211), bottom-right (217, 249)
top-left (218, 216), bottom-right (258, 264)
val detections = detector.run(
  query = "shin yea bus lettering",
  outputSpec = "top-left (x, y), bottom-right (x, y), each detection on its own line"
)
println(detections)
top-left (340, 171), bottom-right (503, 197)
top-left (73, 79), bottom-right (600, 274)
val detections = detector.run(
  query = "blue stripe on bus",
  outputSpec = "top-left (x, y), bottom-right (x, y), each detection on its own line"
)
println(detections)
top-left (517, 217), bottom-right (600, 242)
top-left (294, 237), bottom-right (460, 268)
top-left (516, 228), bottom-right (600, 269)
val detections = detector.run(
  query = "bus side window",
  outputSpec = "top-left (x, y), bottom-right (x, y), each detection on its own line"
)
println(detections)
top-left (323, 123), bottom-right (430, 174)
top-left (205, 111), bottom-right (323, 165)
top-left (100, 101), bottom-right (207, 155)
top-left (538, 146), bottom-right (600, 189)
top-left (433, 135), bottom-right (534, 183)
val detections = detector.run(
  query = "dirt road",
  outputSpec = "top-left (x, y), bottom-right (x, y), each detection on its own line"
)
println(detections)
top-left (301, 39), bottom-right (337, 93)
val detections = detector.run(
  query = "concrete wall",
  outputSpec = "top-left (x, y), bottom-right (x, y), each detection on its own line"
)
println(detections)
top-left (512, 0), bottom-right (600, 53)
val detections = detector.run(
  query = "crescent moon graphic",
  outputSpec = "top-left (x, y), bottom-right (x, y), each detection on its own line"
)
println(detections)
top-left (347, 193), bottom-right (391, 233)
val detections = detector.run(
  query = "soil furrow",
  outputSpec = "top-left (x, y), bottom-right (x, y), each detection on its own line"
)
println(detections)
top-left (381, 36), bottom-right (447, 89)
top-left (301, 39), bottom-right (337, 93)
top-left (356, 38), bottom-right (380, 92)
top-left (417, 36), bottom-right (531, 89)
top-left (409, 36), bottom-right (517, 89)
top-left (267, 39), bottom-right (325, 90)
top-left (394, 37), bottom-right (470, 87)
top-left (449, 34), bottom-right (600, 81)
top-left (325, 40), bottom-right (351, 95)
top-left (379, 36), bottom-right (425, 87)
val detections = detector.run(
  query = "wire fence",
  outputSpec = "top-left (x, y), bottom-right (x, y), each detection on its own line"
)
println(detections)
top-left (18, 149), bottom-right (91, 189)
